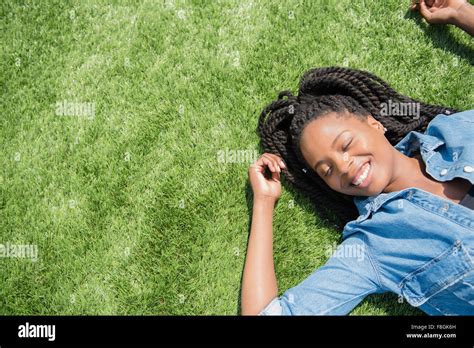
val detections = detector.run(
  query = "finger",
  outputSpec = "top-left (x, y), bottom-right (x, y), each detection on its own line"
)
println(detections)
top-left (262, 154), bottom-right (281, 173)
top-left (252, 157), bottom-right (271, 173)
top-left (272, 170), bottom-right (281, 182)
top-left (262, 158), bottom-right (275, 172)
top-left (427, 4), bottom-right (438, 12)
top-left (265, 153), bottom-right (286, 170)
top-left (271, 155), bottom-right (286, 169)
top-left (250, 163), bottom-right (264, 175)
top-left (419, 0), bottom-right (434, 21)
top-left (263, 153), bottom-right (278, 163)
top-left (254, 156), bottom-right (266, 168)
top-left (255, 155), bottom-right (270, 168)
top-left (262, 156), bottom-right (278, 172)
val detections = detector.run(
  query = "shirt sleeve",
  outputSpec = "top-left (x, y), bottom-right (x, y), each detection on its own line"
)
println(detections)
top-left (258, 235), bottom-right (383, 315)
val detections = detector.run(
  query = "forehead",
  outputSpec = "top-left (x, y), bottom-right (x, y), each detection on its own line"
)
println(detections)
top-left (301, 112), bottom-right (365, 142)
top-left (299, 112), bottom-right (367, 160)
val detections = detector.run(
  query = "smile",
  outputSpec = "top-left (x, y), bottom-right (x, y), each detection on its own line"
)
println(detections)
top-left (351, 162), bottom-right (372, 187)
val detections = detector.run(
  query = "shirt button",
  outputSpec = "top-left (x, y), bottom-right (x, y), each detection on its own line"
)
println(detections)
top-left (463, 166), bottom-right (473, 173)
top-left (440, 168), bottom-right (448, 176)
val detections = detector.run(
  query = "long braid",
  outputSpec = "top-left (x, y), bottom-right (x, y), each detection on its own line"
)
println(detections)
top-left (258, 67), bottom-right (457, 228)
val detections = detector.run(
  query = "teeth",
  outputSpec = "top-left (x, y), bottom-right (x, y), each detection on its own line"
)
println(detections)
top-left (353, 163), bottom-right (370, 186)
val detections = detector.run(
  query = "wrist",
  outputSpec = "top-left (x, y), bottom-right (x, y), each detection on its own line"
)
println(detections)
top-left (452, 2), bottom-right (473, 28)
top-left (253, 195), bottom-right (278, 206)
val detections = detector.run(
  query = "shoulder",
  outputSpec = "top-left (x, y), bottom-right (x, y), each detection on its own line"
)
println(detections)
top-left (428, 109), bottom-right (474, 128)
top-left (424, 109), bottom-right (474, 147)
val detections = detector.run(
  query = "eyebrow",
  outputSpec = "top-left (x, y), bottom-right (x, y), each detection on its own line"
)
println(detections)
top-left (313, 130), bottom-right (350, 172)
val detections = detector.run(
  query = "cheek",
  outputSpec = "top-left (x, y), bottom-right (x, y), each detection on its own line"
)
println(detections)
top-left (325, 176), bottom-right (343, 192)
top-left (360, 133), bottom-right (389, 166)
top-left (369, 141), bottom-right (395, 189)
top-left (368, 136), bottom-right (391, 164)
top-left (358, 134), bottom-right (377, 154)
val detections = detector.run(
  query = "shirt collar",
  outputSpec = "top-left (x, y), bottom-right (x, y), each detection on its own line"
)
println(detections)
top-left (352, 130), bottom-right (445, 218)
top-left (394, 130), bottom-right (444, 156)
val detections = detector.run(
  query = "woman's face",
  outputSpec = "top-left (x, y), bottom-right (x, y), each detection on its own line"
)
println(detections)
top-left (299, 111), bottom-right (396, 197)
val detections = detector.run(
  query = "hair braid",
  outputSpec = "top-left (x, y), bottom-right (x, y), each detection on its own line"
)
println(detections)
top-left (258, 67), bottom-right (458, 228)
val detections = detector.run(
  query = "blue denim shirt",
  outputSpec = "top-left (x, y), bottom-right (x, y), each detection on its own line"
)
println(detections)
top-left (259, 109), bottom-right (474, 316)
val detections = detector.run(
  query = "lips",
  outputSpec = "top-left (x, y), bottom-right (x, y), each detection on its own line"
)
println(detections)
top-left (351, 161), bottom-right (371, 187)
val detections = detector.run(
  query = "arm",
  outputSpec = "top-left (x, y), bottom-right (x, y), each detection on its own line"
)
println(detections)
top-left (412, 0), bottom-right (474, 36)
top-left (241, 196), bottom-right (278, 315)
top-left (259, 235), bottom-right (383, 315)
top-left (241, 153), bottom-right (285, 315)
top-left (452, 2), bottom-right (474, 36)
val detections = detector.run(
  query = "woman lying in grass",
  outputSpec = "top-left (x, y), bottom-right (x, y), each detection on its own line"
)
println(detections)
top-left (242, 67), bottom-right (474, 315)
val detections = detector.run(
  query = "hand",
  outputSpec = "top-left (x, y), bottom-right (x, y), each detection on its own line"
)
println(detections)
top-left (410, 0), bottom-right (468, 25)
top-left (248, 153), bottom-right (285, 202)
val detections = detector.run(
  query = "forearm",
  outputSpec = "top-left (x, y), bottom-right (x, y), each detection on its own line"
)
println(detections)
top-left (241, 197), bottom-right (278, 315)
top-left (453, 2), bottom-right (474, 36)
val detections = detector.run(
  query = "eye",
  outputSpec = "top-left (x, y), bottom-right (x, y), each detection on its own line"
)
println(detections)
top-left (325, 167), bottom-right (332, 177)
top-left (343, 138), bottom-right (353, 151)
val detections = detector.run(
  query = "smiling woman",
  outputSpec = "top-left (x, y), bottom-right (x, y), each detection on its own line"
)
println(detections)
top-left (256, 67), bottom-right (458, 226)
top-left (242, 66), bottom-right (474, 316)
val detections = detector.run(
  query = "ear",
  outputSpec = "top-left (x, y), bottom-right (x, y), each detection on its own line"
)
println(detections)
top-left (366, 115), bottom-right (386, 134)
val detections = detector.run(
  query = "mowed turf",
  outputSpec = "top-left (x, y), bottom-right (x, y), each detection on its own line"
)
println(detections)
top-left (1, 0), bottom-right (473, 315)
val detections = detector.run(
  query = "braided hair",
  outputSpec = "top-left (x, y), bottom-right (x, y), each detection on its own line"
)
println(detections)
top-left (258, 67), bottom-right (457, 228)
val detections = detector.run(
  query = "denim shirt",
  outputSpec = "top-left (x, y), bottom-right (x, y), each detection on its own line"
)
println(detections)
top-left (259, 109), bottom-right (474, 316)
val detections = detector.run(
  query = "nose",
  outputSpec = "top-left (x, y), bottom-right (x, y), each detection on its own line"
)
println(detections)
top-left (333, 151), bottom-right (352, 176)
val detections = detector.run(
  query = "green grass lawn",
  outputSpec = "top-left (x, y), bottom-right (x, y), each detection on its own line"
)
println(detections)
top-left (1, 0), bottom-right (473, 315)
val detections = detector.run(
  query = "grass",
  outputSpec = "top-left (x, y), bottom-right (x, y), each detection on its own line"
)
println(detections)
top-left (1, 0), bottom-right (473, 315)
